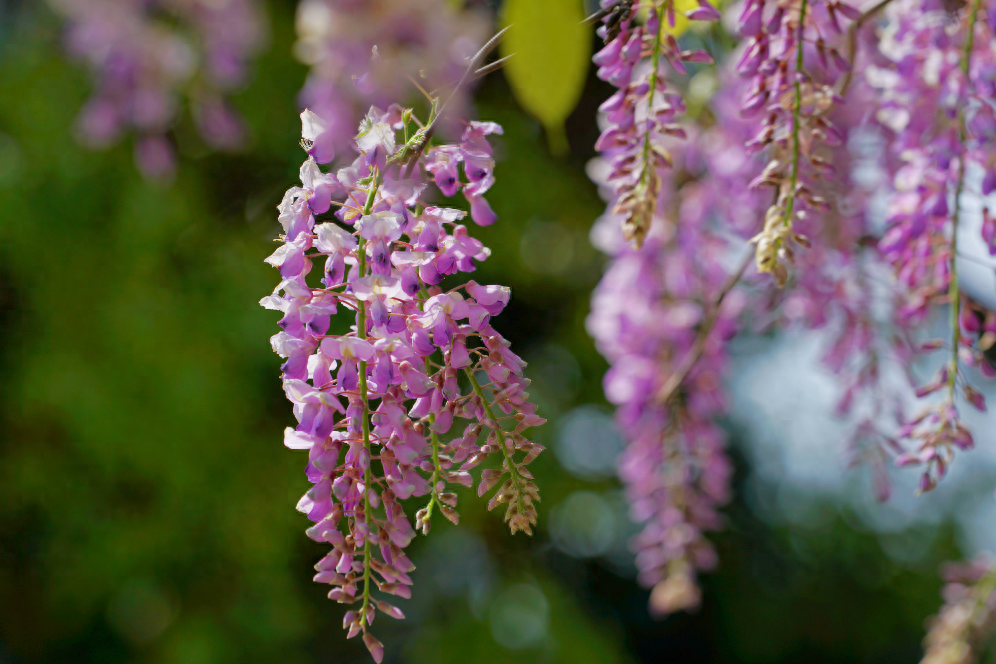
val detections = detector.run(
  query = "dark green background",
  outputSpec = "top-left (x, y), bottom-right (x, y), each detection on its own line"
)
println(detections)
top-left (0, 1), bottom-right (973, 662)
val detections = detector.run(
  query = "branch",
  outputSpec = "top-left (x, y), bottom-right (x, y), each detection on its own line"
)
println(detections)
top-left (657, 248), bottom-right (753, 405)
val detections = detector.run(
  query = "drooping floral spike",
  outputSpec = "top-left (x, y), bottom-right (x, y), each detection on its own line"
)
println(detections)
top-left (869, 0), bottom-right (994, 492)
top-left (772, 21), bottom-right (911, 504)
top-left (736, 0), bottom-right (860, 285)
top-left (47, 0), bottom-right (265, 179)
top-left (295, 0), bottom-right (487, 157)
top-left (588, 57), bottom-right (761, 616)
top-left (587, 4), bottom-right (907, 615)
top-left (262, 104), bottom-right (542, 661)
top-left (588, 213), bottom-right (739, 616)
top-left (586, 0), bottom-right (740, 618)
top-left (590, 0), bottom-right (719, 246)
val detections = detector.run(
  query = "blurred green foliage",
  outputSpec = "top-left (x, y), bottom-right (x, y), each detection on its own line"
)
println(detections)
top-left (0, 2), bottom-right (980, 663)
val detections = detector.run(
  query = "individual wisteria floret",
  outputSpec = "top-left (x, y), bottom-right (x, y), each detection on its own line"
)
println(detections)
top-left (47, 0), bottom-right (265, 180)
top-left (590, 0), bottom-right (720, 246)
top-left (921, 559), bottom-right (996, 664)
top-left (737, 0), bottom-right (860, 285)
top-left (261, 103), bottom-right (543, 661)
top-left (869, 0), bottom-right (994, 492)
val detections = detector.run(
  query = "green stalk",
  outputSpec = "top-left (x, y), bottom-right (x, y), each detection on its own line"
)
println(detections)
top-left (781, 0), bottom-right (810, 231)
top-left (464, 369), bottom-right (525, 519)
top-left (637, 2), bottom-right (669, 191)
top-left (416, 281), bottom-right (444, 524)
top-left (356, 171), bottom-right (379, 629)
top-left (422, 355), bottom-right (443, 522)
top-left (948, 0), bottom-right (981, 400)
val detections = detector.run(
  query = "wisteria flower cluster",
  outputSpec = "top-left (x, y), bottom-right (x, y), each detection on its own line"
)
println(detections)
top-left (587, 174), bottom-right (742, 616)
top-left (737, 0), bottom-right (860, 285)
top-left (587, 0), bottom-right (750, 615)
top-left (47, 0), bottom-right (265, 179)
top-left (261, 97), bottom-right (543, 660)
top-left (585, 0), bottom-right (996, 643)
top-left (590, 0), bottom-right (720, 246)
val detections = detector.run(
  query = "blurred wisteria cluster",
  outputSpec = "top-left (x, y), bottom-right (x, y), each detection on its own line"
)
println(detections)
top-left (36, 0), bottom-right (996, 661)
top-left (46, 0), bottom-right (267, 178)
top-left (583, 0), bottom-right (996, 657)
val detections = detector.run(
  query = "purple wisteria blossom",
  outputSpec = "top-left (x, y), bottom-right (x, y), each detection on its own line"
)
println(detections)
top-left (769, 25), bottom-right (913, 502)
top-left (588, 209), bottom-right (740, 616)
top-left (48, 0), bottom-right (265, 179)
top-left (586, 3), bottom-right (916, 614)
top-left (588, 55), bottom-right (757, 615)
top-left (587, 0), bottom-right (996, 652)
top-left (736, 0), bottom-right (859, 285)
top-left (590, 0), bottom-right (719, 246)
top-left (262, 105), bottom-right (542, 661)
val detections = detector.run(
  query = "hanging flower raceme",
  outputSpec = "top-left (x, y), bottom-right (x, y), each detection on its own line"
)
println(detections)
top-left (590, 0), bottom-right (720, 246)
top-left (294, 0), bottom-right (487, 156)
top-left (588, 55), bottom-right (766, 615)
top-left (869, 0), bottom-right (994, 492)
top-left (736, 0), bottom-right (860, 285)
top-left (706, 38), bottom-right (904, 503)
top-left (588, 210), bottom-right (740, 616)
top-left (261, 104), bottom-right (542, 661)
top-left (766, 22), bottom-right (912, 502)
top-left (586, 10), bottom-right (904, 614)
top-left (47, 0), bottom-right (265, 179)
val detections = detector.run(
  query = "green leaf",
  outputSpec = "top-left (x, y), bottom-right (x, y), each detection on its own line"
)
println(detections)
top-left (500, 0), bottom-right (590, 155)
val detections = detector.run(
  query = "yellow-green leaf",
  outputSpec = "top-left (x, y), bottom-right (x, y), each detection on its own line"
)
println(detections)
top-left (500, 0), bottom-right (590, 155)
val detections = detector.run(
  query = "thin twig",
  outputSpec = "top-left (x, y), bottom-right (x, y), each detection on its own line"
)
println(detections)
top-left (400, 26), bottom-right (511, 178)
top-left (582, 4), bottom-right (613, 24)
top-left (472, 54), bottom-right (515, 81)
top-left (946, 0), bottom-right (983, 402)
top-left (837, 0), bottom-right (895, 96)
top-left (657, 249), bottom-right (753, 405)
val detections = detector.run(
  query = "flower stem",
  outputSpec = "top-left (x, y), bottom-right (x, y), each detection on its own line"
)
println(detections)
top-left (465, 368), bottom-right (525, 519)
top-left (948, 0), bottom-right (981, 400)
top-left (837, 0), bottom-right (895, 96)
top-left (416, 281), bottom-right (444, 522)
top-left (658, 248), bottom-right (752, 404)
top-left (356, 170), bottom-right (379, 630)
top-left (423, 356), bottom-right (444, 521)
top-left (781, 0), bottom-right (809, 231)
top-left (638, 3), bottom-right (669, 191)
